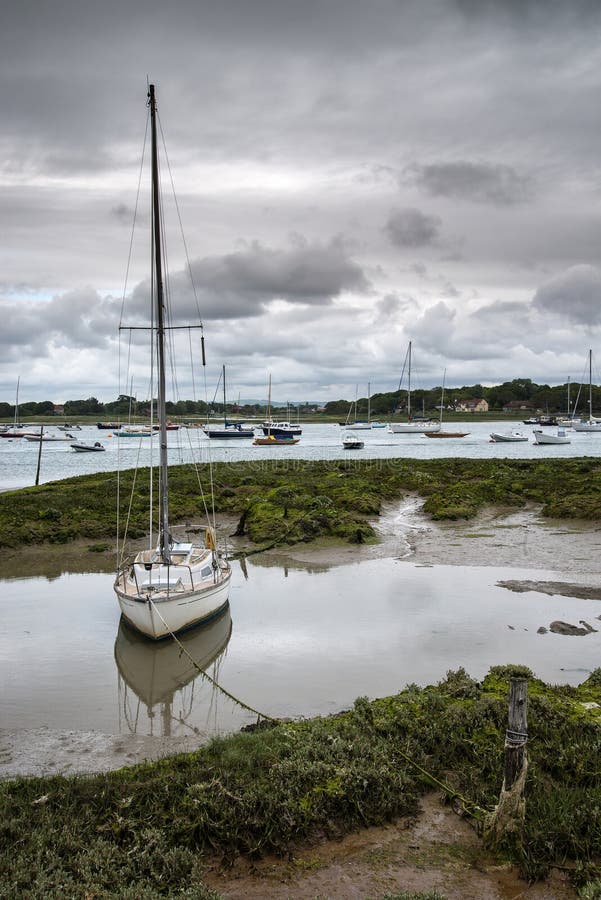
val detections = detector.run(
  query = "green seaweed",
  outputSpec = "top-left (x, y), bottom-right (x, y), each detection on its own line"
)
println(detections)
top-left (3, 458), bottom-right (601, 551)
top-left (0, 667), bottom-right (599, 897)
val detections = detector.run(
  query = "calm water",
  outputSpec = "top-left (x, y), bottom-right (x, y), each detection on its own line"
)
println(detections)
top-left (2, 422), bottom-right (600, 773)
top-left (2, 558), bottom-right (599, 740)
top-left (1, 420), bottom-right (600, 491)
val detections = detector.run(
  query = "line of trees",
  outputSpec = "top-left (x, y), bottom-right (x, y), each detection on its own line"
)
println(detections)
top-left (0, 378), bottom-right (597, 419)
top-left (324, 378), bottom-right (593, 417)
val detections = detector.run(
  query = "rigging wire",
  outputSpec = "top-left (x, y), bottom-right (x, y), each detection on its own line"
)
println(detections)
top-left (157, 113), bottom-right (205, 329)
top-left (116, 88), bottom-right (223, 580)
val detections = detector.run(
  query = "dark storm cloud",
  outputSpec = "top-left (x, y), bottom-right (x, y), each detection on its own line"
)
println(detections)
top-left (406, 162), bottom-right (534, 206)
top-left (128, 237), bottom-right (370, 322)
top-left (3, 0), bottom-right (601, 399)
top-left (0, 288), bottom-right (117, 358)
top-left (471, 299), bottom-right (531, 326)
top-left (196, 236), bottom-right (369, 306)
top-left (532, 265), bottom-right (601, 325)
top-left (384, 208), bottom-right (442, 249)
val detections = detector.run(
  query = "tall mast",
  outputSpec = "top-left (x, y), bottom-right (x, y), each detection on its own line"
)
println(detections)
top-left (590, 348), bottom-right (593, 421)
top-left (407, 340), bottom-right (412, 420)
top-left (14, 375), bottom-right (20, 429)
top-left (148, 83), bottom-right (170, 564)
top-left (222, 364), bottom-right (227, 427)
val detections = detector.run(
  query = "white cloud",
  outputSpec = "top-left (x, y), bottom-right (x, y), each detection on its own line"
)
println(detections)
top-left (2, 1), bottom-right (601, 401)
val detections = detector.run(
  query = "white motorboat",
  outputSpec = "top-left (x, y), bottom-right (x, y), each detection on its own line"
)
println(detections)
top-left (23, 432), bottom-right (75, 442)
top-left (388, 420), bottom-right (441, 434)
top-left (342, 431), bottom-right (364, 449)
top-left (113, 85), bottom-right (231, 640)
top-left (489, 431), bottom-right (529, 442)
top-left (533, 428), bottom-right (571, 445)
top-left (71, 441), bottom-right (106, 452)
top-left (261, 420), bottom-right (303, 436)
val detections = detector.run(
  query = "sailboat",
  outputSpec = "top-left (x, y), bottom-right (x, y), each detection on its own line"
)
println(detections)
top-left (261, 401), bottom-right (302, 436)
top-left (340, 384), bottom-right (372, 429)
top-left (572, 350), bottom-right (601, 432)
top-left (424, 371), bottom-right (469, 438)
top-left (204, 365), bottom-right (254, 438)
top-left (388, 341), bottom-right (440, 434)
top-left (114, 381), bottom-right (154, 438)
top-left (113, 84), bottom-right (232, 640)
top-left (254, 374), bottom-right (300, 445)
top-left (0, 376), bottom-right (33, 438)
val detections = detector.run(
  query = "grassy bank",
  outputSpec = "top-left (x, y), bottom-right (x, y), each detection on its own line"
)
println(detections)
top-left (1, 457), bottom-right (601, 551)
top-left (1, 666), bottom-right (599, 897)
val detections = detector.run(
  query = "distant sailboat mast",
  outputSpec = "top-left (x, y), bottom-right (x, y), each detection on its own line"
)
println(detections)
top-left (14, 375), bottom-right (20, 430)
top-left (588, 348), bottom-right (593, 421)
top-left (407, 341), bottom-right (412, 420)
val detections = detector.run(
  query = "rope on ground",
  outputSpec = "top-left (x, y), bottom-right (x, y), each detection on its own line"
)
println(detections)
top-left (149, 599), bottom-right (277, 723)
top-left (150, 603), bottom-right (486, 823)
top-left (394, 745), bottom-right (487, 822)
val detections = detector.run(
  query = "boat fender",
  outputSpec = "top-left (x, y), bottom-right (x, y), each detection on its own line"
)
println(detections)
top-left (205, 527), bottom-right (217, 550)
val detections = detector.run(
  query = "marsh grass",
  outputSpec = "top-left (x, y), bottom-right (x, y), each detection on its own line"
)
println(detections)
top-left (2, 457), bottom-right (601, 550)
top-left (1, 666), bottom-right (600, 897)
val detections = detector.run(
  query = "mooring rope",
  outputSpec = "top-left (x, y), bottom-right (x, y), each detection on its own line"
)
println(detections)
top-left (149, 601), bottom-right (486, 820)
top-left (392, 745), bottom-right (487, 822)
top-left (148, 599), bottom-right (277, 723)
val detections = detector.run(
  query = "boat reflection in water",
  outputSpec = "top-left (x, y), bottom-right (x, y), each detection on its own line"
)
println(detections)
top-left (114, 608), bottom-right (232, 737)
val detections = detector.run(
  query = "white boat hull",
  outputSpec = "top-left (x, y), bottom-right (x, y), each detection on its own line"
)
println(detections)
top-left (489, 432), bottom-right (528, 442)
top-left (572, 422), bottom-right (601, 432)
top-left (261, 421), bottom-right (302, 436)
top-left (343, 437), bottom-right (364, 448)
top-left (533, 429), bottom-right (571, 445)
top-left (388, 422), bottom-right (441, 434)
top-left (115, 571), bottom-right (231, 640)
top-left (114, 537), bottom-right (232, 640)
top-left (71, 442), bottom-right (105, 452)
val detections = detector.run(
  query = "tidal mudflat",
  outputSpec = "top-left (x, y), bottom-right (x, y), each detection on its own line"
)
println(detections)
top-left (1, 500), bottom-right (599, 780)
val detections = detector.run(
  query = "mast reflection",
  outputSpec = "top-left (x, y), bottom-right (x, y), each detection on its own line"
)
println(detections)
top-left (114, 607), bottom-right (232, 737)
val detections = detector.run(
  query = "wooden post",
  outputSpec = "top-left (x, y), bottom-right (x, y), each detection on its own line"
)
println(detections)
top-left (484, 676), bottom-right (528, 847)
top-left (505, 677), bottom-right (528, 789)
top-left (34, 425), bottom-right (44, 486)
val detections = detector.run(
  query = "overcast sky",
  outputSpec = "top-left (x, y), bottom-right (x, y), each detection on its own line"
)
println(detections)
top-left (2, 0), bottom-right (601, 405)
